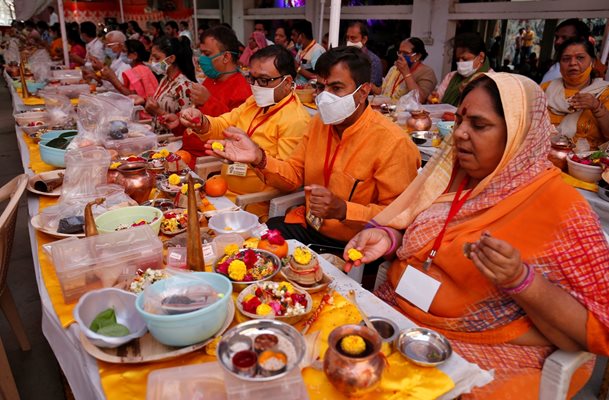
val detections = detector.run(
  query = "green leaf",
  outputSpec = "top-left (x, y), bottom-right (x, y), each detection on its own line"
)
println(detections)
top-left (89, 308), bottom-right (117, 332)
top-left (59, 131), bottom-right (78, 139)
top-left (96, 323), bottom-right (130, 337)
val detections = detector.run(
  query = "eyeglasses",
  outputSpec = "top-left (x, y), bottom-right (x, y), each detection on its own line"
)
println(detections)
top-left (245, 75), bottom-right (286, 87)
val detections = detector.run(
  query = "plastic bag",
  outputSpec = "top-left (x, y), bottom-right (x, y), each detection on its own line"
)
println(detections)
top-left (43, 93), bottom-right (75, 128)
top-left (142, 272), bottom-right (221, 315)
top-left (75, 93), bottom-right (135, 146)
top-left (41, 184), bottom-right (137, 231)
top-left (60, 146), bottom-right (112, 201)
top-left (28, 49), bottom-right (53, 82)
top-left (397, 89), bottom-right (421, 112)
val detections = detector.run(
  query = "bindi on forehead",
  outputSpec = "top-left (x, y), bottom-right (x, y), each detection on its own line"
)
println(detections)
top-left (461, 106), bottom-right (468, 116)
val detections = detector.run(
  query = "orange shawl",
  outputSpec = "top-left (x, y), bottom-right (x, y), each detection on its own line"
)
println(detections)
top-left (374, 73), bottom-right (609, 352)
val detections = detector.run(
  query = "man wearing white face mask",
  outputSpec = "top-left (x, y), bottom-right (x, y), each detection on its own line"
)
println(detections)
top-left (345, 21), bottom-right (382, 87)
top-left (428, 32), bottom-right (492, 107)
top-left (202, 46), bottom-right (420, 248)
top-left (85, 31), bottom-right (132, 90)
top-left (179, 45), bottom-right (309, 216)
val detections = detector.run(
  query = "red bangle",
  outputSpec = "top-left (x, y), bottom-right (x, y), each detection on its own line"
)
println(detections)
top-left (500, 263), bottom-right (535, 295)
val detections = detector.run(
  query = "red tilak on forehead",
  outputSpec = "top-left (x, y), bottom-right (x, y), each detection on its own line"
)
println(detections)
top-left (461, 106), bottom-right (468, 116)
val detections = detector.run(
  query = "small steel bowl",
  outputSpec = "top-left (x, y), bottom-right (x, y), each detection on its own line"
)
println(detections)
top-left (258, 350), bottom-right (288, 377)
top-left (360, 316), bottom-right (399, 356)
top-left (410, 131), bottom-right (433, 147)
top-left (217, 319), bottom-right (306, 382)
top-left (395, 327), bottom-right (452, 367)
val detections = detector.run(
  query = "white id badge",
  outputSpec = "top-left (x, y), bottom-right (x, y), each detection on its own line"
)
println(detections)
top-left (227, 162), bottom-right (248, 176)
top-left (395, 265), bottom-right (441, 312)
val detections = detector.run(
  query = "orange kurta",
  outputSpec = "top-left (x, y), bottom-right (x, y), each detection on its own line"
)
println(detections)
top-left (258, 106), bottom-right (421, 242)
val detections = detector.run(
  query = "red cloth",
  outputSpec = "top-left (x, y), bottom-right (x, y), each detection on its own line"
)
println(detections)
top-left (178, 73), bottom-right (252, 168)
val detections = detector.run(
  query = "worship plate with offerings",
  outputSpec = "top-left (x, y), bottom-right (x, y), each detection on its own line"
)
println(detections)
top-left (80, 298), bottom-right (235, 364)
top-left (213, 248), bottom-right (281, 292)
top-left (27, 169), bottom-right (65, 196)
top-left (394, 327), bottom-right (452, 367)
top-left (30, 214), bottom-right (85, 239)
top-left (216, 319), bottom-right (306, 381)
top-left (278, 267), bottom-right (333, 294)
top-left (236, 281), bottom-right (313, 325)
top-left (160, 209), bottom-right (202, 236)
top-left (157, 173), bottom-right (205, 195)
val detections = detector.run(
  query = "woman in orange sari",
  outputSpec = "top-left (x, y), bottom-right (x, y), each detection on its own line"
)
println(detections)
top-left (344, 72), bottom-right (609, 398)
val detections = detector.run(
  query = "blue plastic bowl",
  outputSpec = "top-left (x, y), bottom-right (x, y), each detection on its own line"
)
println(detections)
top-left (13, 80), bottom-right (47, 93)
top-left (38, 130), bottom-right (78, 167)
top-left (135, 272), bottom-right (232, 347)
top-left (436, 120), bottom-right (455, 137)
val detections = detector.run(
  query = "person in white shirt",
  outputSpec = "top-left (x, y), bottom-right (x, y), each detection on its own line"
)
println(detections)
top-left (179, 21), bottom-right (193, 44)
top-left (80, 21), bottom-right (104, 62)
top-left (87, 30), bottom-right (132, 90)
top-left (541, 19), bottom-right (590, 84)
top-left (292, 20), bottom-right (325, 85)
top-left (48, 6), bottom-right (58, 26)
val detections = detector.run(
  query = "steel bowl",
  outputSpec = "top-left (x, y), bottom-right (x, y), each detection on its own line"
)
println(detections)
top-left (359, 316), bottom-right (399, 356)
top-left (73, 288), bottom-right (147, 348)
top-left (212, 249), bottom-right (281, 292)
top-left (410, 130), bottom-right (434, 147)
top-left (217, 319), bottom-right (306, 382)
top-left (208, 210), bottom-right (259, 238)
top-left (395, 327), bottom-right (452, 367)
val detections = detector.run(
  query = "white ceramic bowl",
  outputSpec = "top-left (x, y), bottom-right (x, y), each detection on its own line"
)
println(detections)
top-left (208, 210), bottom-right (259, 238)
top-left (567, 152), bottom-right (602, 183)
top-left (73, 288), bottom-right (147, 348)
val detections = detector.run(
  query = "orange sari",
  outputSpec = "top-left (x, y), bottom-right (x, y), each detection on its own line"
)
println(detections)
top-left (372, 73), bottom-right (609, 398)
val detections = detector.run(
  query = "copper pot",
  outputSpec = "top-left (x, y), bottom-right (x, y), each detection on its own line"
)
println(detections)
top-left (407, 110), bottom-right (432, 131)
top-left (106, 167), bottom-right (122, 185)
top-left (114, 162), bottom-right (154, 204)
top-left (323, 325), bottom-right (385, 397)
top-left (548, 135), bottom-right (574, 171)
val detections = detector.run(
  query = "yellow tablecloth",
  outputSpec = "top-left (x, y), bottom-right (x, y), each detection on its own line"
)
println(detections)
top-left (26, 139), bottom-right (455, 399)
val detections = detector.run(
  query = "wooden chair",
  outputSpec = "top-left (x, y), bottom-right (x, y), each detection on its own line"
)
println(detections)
top-left (0, 174), bottom-right (30, 400)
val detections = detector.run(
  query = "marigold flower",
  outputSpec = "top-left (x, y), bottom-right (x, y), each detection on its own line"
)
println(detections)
top-left (228, 260), bottom-right (247, 281)
top-left (212, 141), bottom-right (224, 152)
top-left (255, 303), bottom-right (274, 316)
top-left (168, 173), bottom-right (181, 186)
top-left (347, 248), bottom-right (363, 261)
top-left (340, 335), bottom-right (366, 356)
top-left (293, 247), bottom-right (312, 265)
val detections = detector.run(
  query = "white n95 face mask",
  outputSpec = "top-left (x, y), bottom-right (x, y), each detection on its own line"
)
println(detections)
top-left (315, 85), bottom-right (362, 125)
top-left (250, 76), bottom-right (287, 108)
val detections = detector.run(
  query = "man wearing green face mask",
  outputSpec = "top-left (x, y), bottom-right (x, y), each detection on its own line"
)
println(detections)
top-left (162, 25), bottom-right (251, 168)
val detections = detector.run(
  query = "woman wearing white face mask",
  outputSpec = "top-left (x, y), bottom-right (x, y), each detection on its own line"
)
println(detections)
top-left (178, 45), bottom-right (310, 217)
top-left (428, 32), bottom-right (492, 106)
top-left (144, 36), bottom-right (196, 135)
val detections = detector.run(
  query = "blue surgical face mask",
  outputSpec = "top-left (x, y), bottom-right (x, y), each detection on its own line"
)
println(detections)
top-left (119, 53), bottom-right (130, 64)
top-left (295, 43), bottom-right (303, 51)
top-left (198, 53), bottom-right (223, 79)
top-left (105, 47), bottom-right (118, 59)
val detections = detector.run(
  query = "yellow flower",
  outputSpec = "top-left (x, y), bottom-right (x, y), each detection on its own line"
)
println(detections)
top-left (243, 238), bottom-right (260, 249)
top-left (180, 182), bottom-right (202, 194)
top-left (293, 246), bottom-right (312, 265)
top-left (278, 281), bottom-right (294, 293)
top-left (109, 162), bottom-right (122, 170)
top-left (211, 141), bottom-right (224, 152)
top-left (243, 293), bottom-right (256, 302)
top-left (340, 335), bottom-right (366, 356)
top-left (347, 248), bottom-right (363, 261)
top-left (256, 303), bottom-right (274, 316)
top-left (151, 152), bottom-right (163, 159)
top-left (224, 244), bottom-right (240, 256)
top-left (159, 149), bottom-right (170, 157)
top-left (228, 260), bottom-right (247, 281)
top-left (168, 174), bottom-right (181, 186)
top-left (224, 226), bottom-right (233, 231)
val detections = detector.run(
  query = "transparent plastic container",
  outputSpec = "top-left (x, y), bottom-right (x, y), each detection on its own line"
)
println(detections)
top-left (48, 224), bottom-right (163, 303)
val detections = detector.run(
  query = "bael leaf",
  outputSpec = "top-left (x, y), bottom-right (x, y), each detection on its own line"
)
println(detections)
top-left (89, 308), bottom-right (117, 332)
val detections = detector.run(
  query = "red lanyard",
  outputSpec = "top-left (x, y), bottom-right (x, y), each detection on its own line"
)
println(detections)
top-left (422, 175), bottom-right (471, 271)
top-left (323, 130), bottom-right (340, 187)
top-left (246, 94), bottom-right (295, 137)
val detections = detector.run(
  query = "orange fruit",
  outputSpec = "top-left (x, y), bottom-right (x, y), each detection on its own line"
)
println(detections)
top-left (205, 175), bottom-right (228, 197)
top-left (175, 150), bottom-right (192, 166)
top-left (258, 240), bottom-right (289, 258)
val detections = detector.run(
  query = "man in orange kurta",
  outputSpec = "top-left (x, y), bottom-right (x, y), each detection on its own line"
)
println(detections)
top-left (205, 47), bottom-right (421, 248)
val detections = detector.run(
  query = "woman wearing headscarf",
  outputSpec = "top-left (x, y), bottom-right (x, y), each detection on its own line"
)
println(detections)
top-left (542, 37), bottom-right (609, 150)
top-left (238, 31), bottom-right (268, 68)
top-left (345, 73), bottom-right (609, 398)
top-left (429, 32), bottom-right (492, 106)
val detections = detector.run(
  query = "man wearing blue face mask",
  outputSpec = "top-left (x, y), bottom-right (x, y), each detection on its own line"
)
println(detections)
top-left (162, 26), bottom-right (251, 167)
top-left (202, 46), bottom-right (420, 249)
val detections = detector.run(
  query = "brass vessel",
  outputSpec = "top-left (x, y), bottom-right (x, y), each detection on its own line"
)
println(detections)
top-left (114, 162), bottom-right (154, 204)
top-left (407, 110), bottom-right (432, 132)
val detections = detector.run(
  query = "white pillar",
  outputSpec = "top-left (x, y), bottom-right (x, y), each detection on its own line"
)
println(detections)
top-left (232, 0), bottom-right (245, 43)
top-left (328, 0), bottom-right (340, 48)
top-left (318, 0), bottom-right (326, 43)
top-left (193, 0), bottom-right (199, 46)
top-left (411, 0), bottom-right (456, 79)
top-left (57, 0), bottom-right (69, 68)
top-left (119, 0), bottom-right (125, 23)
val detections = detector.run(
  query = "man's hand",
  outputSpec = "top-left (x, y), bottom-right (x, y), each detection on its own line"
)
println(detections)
top-left (190, 83), bottom-right (211, 106)
top-left (395, 54), bottom-right (411, 77)
top-left (89, 56), bottom-right (104, 71)
top-left (204, 127), bottom-right (261, 164)
top-left (160, 113), bottom-right (180, 130)
top-left (100, 66), bottom-right (117, 81)
top-left (144, 98), bottom-right (162, 116)
top-left (305, 184), bottom-right (347, 220)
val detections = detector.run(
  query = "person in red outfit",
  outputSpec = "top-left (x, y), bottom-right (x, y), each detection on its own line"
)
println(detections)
top-left (164, 25), bottom-right (251, 167)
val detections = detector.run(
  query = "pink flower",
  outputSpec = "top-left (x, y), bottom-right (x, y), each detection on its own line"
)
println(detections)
top-left (243, 249), bottom-right (258, 268)
top-left (216, 261), bottom-right (229, 275)
top-left (262, 229), bottom-right (285, 245)
top-left (269, 300), bottom-right (282, 315)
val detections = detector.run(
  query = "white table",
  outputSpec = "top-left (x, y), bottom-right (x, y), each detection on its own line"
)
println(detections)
top-left (8, 74), bottom-right (492, 399)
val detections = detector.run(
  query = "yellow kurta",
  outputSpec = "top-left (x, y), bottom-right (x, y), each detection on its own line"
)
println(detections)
top-left (197, 93), bottom-right (310, 196)
top-left (256, 106), bottom-right (421, 242)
